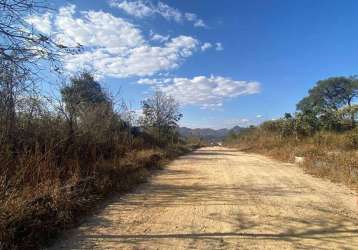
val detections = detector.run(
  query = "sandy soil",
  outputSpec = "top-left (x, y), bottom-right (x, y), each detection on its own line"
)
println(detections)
top-left (50, 147), bottom-right (358, 249)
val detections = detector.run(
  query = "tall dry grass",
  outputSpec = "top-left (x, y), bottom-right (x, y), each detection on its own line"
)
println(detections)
top-left (225, 128), bottom-right (358, 187)
top-left (0, 111), bottom-right (196, 250)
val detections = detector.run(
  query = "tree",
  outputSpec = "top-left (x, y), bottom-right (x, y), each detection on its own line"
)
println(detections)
top-left (224, 130), bottom-right (239, 144)
top-left (140, 91), bottom-right (182, 143)
top-left (61, 72), bottom-right (108, 109)
top-left (0, 0), bottom-right (76, 147)
top-left (60, 72), bottom-right (111, 139)
top-left (297, 76), bottom-right (358, 128)
top-left (0, 0), bottom-right (77, 69)
top-left (0, 57), bottom-right (29, 146)
top-left (294, 111), bottom-right (320, 137)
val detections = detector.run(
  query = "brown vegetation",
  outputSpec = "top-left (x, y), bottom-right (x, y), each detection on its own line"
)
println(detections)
top-left (226, 128), bottom-right (358, 185)
top-left (0, 143), bottom-right (194, 250)
top-left (225, 75), bottom-right (358, 188)
top-left (0, 69), bottom-right (195, 249)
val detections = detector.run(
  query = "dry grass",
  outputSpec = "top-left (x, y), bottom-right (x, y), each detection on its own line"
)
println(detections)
top-left (226, 128), bottom-right (358, 187)
top-left (0, 143), bottom-right (196, 250)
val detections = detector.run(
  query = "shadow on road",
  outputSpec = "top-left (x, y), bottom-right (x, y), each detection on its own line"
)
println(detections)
top-left (50, 147), bottom-right (358, 250)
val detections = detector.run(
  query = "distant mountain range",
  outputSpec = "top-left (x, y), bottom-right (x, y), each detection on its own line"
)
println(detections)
top-left (178, 126), bottom-right (243, 141)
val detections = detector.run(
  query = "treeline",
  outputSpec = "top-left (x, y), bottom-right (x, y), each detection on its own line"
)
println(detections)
top-left (0, 1), bottom-right (193, 249)
top-left (225, 76), bottom-right (358, 186)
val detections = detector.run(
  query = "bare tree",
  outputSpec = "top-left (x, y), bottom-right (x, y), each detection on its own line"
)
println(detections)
top-left (0, 1), bottom-right (79, 146)
top-left (0, 0), bottom-right (79, 70)
top-left (140, 91), bottom-right (182, 143)
top-left (0, 57), bottom-right (30, 145)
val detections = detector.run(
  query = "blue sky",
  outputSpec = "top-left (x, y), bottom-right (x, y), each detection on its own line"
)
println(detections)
top-left (31, 0), bottom-right (358, 128)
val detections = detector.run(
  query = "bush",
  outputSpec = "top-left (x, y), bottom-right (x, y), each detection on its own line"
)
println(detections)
top-left (344, 128), bottom-right (358, 150)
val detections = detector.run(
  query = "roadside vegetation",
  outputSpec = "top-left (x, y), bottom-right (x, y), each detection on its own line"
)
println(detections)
top-left (0, 72), bottom-right (195, 249)
top-left (0, 1), bottom-right (198, 249)
top-left (225, 76), bottom-right (358, 186)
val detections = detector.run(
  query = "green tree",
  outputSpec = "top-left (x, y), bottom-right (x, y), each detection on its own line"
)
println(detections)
top-left (60, 72), bottom-right (111, 138)
top-left (61, 72), bottom-right (108, 109)
top-left (294, 111), bottom-right (320, 137)
top-left (297, 76), bottom-right (358, 128)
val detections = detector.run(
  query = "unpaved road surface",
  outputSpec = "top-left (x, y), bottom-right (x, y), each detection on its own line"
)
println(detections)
top-left (51, 147), bottom-right (358, 249)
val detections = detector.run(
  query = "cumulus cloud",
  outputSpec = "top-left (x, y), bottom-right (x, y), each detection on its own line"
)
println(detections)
top-left (184, 12), bottom-right (207, 28)
top-left (194, 19), bottom-right (206, 28)
top-left (29, 5), bottom-right (200, 78)
top-left (110, 0), bottom-right (207, 27)
top-left (137, 78), bottom-right (171, 85)
top-left (156, 1), bottom-right (182, 22)
top-left (215, 42), bottom-right (224, 51)
top-left (150, 31), bottom-right (170, 43)
top-left (65, 35), bottom-right (199, 78)
top-left (55, 5), bottom-right (144, 48)
top-left (201, 42), bottom-right (212, 51)
top-left (139, 76), bottom-right (260, 108)
top-left (109, 0), bottom-right (154, 18)
top-left (26, 12), bottom-right (53, 34)
top-left (256, 114), bottom-right (263, 118)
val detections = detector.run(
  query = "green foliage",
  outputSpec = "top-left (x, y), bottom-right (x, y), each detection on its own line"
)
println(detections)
top-left (61, 72), bottom-right (110, 118)
top-left (297, 76), bottom-right (358, 112)
top-left (297, 76), bottom-right (358, 129)
top-left (260, 117), bottom-right (295, 138)
top-left (261, 120), bottom-right (282, 133)
top-left (59, 72), bottom-right (118, 142)
top-left (294, 111), bottom-right (320, 136)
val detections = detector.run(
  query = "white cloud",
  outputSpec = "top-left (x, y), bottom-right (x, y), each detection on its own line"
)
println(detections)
top-left (26, 12), bottom-right (53, 34)
top-left (109, 0), bottom-right (154, 18)
top-left (137, 78), bottom-right (171, 85)
top-left (110, 0), bottom-right (207, 27)
top-left (137, 78), bottom-right (157, 85)
top-left (200, 103), bottom-right (223, 110)
top-left (110, 0), bottom-right (181, 21)
top-left (194, 19), bottom-right (206, 28)
top-left (146, 75), bottom-right (261, 108)
top-left (157, 1), bottom-right (182, 22)
top-left (240, 118), bottom-right (250, 123)
top-left (185, 12), bottom-right (207, 28)
top-left (201, 42), bottom-right (212, 51)
top-left (256, 114), bottom-right (263, 118)
top-left (215, 42), bottom-right (224, 51)
top-left (30, 5), bottom-right (200, 78)
top-left (64, 35), bottom-right (199, 78)
top-left (150, 32), bottom-right (170, 43)
top-left (55, 5), bottom-right (144, 48)
top-left (184, 13), bottom-right (196, 21)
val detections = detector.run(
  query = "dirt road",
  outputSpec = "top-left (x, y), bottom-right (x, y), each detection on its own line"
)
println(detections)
top-left (51, 147), bottom-right (358, 249)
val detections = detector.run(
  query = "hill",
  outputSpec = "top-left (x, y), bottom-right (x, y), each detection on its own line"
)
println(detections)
top-left (178, 125), bottom-right (244, 141)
